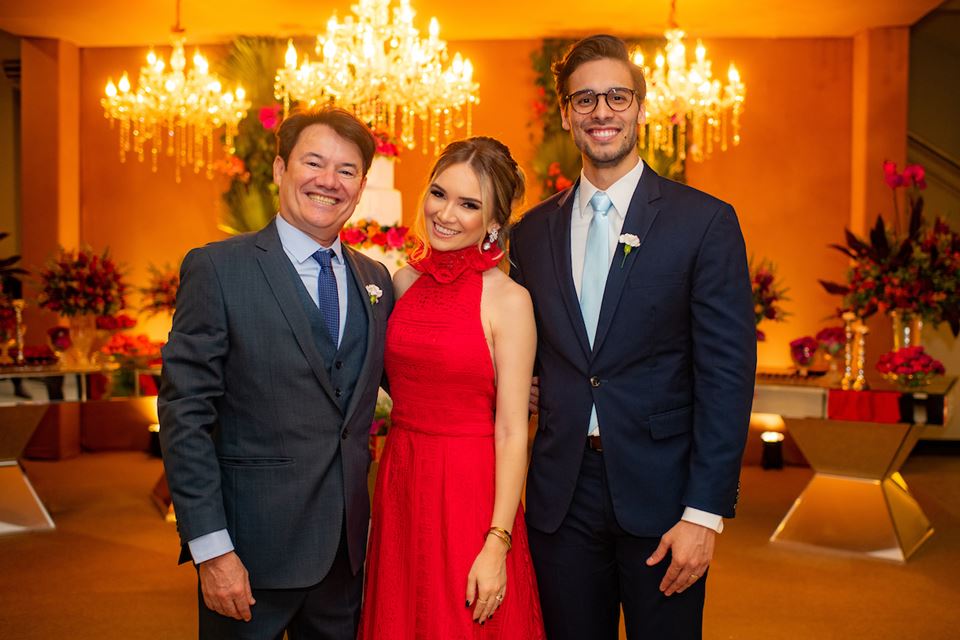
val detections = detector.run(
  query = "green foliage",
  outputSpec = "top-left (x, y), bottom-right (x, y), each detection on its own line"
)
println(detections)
top-left (216, 37), bottom-right (286, 234)
top-left (529, 38), bottom-right (685, 195)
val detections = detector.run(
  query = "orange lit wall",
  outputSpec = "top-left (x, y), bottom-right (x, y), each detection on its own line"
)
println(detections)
top-left (70, 37), bottom-right (883, 367)
top-left (685, 38), bottom-right (854, 368)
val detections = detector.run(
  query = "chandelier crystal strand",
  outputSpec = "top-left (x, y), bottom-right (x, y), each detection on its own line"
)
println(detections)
top-left (274, 0), bottom-right (479, 155)
top-left (101, 1), bottom-right (250, 183)
top-left (631, 0), bottom-right (744, 164)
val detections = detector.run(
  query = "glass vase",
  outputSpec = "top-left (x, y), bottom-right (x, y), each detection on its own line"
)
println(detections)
top-left (890, 310), bottom-right (923, 350)
top-left (62, 315), bottom-right (98, 367)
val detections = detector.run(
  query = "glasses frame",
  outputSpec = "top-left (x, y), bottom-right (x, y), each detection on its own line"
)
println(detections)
top-left (562, 87), bottom-right (638, 115)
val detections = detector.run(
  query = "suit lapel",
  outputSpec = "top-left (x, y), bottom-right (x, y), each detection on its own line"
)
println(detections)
top-left (254, 222), bottom-right (341, 410)
top-left (592, 164), bottom-right (663, 356)
top-left (340, 246), bottom-right (378, 427)
top-left (547, 181), bottom-right (592, 361)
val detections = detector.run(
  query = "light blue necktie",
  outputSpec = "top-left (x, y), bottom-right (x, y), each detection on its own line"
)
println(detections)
top-left (580, 191), bottom-right (613, 435)
top-left (580, 191), bottom-right (613, 345)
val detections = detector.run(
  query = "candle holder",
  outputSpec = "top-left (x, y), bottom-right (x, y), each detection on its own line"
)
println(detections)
top-left (12, 299), bottom-right (25, 366)
top-left (852, 322), bottom-right (869, 391)
top-left (840, 312), bottom-right (856, 390)
top-left (761, 431), bottom-right (785, 470)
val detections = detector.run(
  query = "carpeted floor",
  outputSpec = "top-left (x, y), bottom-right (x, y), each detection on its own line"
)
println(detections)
top-left (1, 452), bottom-right (958, 639)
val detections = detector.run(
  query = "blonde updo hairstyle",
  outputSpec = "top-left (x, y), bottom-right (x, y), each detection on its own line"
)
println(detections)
top-left (411, 137), bottom-right (526, 261)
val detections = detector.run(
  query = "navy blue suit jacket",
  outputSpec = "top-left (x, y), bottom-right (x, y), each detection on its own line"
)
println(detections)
top-left (510, 163), bottom-right (756, 537)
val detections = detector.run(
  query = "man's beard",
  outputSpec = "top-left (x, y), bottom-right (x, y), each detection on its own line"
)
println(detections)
top-left (574, 123), bottom-right (638, 169)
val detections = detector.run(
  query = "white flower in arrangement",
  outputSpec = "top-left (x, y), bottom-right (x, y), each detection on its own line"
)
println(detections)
top-left (366, 284), bottom-right (383, 305)
top-left (618, 233), bottom-right (641, 267)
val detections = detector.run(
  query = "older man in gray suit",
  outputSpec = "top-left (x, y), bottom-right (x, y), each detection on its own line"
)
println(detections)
top-left (159, 108), bottom-right (393, 639)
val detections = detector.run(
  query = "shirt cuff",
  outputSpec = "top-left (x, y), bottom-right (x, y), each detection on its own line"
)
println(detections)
top-left (682, 507), bottom-right (724, 533)
top-left (187, 529), bottom-right (235, 564)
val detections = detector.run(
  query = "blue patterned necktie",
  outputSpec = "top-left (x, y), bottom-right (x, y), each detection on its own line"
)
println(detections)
top-left (580, 191), bottom-right (613, 346)
top-left (312, 249), bottom-right (340, 345)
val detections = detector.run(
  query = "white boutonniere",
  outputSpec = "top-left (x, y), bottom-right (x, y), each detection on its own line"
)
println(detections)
top-left (618, 233), bottom-right (641, 267)
top-left (365, 284), bottom-right (383, 305)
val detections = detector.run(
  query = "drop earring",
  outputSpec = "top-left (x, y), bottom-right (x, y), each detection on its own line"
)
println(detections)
top-left (482, 227), bottom-right (500, 251)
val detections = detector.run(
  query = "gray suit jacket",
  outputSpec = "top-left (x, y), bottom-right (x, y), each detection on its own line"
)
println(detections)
top-left (158, 220), bottom-right (393, 588)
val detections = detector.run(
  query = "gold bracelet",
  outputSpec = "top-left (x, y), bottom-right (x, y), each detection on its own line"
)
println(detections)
top-left (486, 526), bottom-right (512, 551)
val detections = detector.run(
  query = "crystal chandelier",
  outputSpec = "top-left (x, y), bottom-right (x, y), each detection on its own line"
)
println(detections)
top-left (631, 0), bottom-right (745, 163)
top-left (274, 0), bottom-right (479, 155)
top-left (101, 0), bottom-right (250, 182)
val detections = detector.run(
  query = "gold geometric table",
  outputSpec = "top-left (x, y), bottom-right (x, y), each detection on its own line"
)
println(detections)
top-left (770, 417), bottom-right (933, 562)
top-left (0, 404), bottom-right (56, 535)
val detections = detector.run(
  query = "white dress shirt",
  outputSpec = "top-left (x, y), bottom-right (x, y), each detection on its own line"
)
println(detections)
top-left (570, 160), bottom-right (723, 534)
top-left (187, 215), bottom-right (352, 564)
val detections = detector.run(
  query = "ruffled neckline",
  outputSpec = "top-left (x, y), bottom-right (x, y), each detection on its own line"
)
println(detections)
top-left (409, 245), bottom-right (504, 284)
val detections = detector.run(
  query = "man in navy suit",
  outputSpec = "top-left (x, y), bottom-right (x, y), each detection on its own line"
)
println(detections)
top-left (510, 35), bottom-right (755, 639)
top-left (160, 108), bottom-right (393, 639)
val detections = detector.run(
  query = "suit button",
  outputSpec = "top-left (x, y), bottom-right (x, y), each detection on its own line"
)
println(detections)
top-left (590, 376), bottom-right (601, 388)
top-left (335, 361), bottom-right (343, 370)
top-left (335, 388), bottom-right (343, 398)
top-left (341, 429), bottom-right (349, 440)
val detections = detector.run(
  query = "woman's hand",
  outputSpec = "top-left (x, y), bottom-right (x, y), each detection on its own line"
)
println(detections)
top-left (465, 537), bottom-right (509, 623)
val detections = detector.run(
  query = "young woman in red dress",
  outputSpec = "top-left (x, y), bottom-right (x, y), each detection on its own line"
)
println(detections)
top-left (358, 137), bottom-right (545, 639)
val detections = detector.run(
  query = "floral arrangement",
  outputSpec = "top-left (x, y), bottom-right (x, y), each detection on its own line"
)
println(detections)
top-left (789, 336), bottom-right (818, 371)
top-left (0, 307), bottom-right (15, 345)
top-left (372, 128), bottom-right (401, 158)
top-left (96, 313), bottom-right (137, 331)
top-left (47, 326), bottom-right (71, 352)
top-left (876, 346), bottom-right (945, 388)
top-left (100, 333), bottom-right (164, 366)
top-left (216, 38), bottom-right (286, 235)
top-left (6, 344), bottom-right (57, 366)
top-left (370, 394), bottom-right (393, 436)
top-left (37, 247), bottom-right (128, 317)
top-left (340, 219), bottom-right (416, 254)
top-left (819, 162), bottom-right (960, 336)
top-left (751, 257), bottom-right (789, 341)
top-left (140, 264), bottom-right (179, 316)
top-left (815, 326), bottom-right (846, 357)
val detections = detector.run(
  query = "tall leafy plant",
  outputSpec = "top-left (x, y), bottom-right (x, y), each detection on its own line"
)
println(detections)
top-left (529, 38), bottom-right (684, 197)
top-left (216, 37), bottom-right (287, 234)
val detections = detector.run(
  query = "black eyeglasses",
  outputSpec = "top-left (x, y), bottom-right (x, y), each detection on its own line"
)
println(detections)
top-left (563, 87), bottom-right (637, 114)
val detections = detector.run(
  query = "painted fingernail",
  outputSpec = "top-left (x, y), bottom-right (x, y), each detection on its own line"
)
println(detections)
top-left (466, 600), bottom-right (471, 607)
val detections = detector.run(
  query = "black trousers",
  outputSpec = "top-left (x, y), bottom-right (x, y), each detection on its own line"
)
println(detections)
top-left (528, 447), bottom-right (706, 640)
top-left (198, 528), bottom-right (362, 640)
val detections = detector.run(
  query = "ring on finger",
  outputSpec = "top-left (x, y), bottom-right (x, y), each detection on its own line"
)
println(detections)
top-left (495, 592), bottom-right (504, 602)
top-left (688, 573), bottom-right (699, 581)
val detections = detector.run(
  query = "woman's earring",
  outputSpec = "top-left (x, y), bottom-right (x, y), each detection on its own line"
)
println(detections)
top-left (482, 227), bottom-right (500, 251)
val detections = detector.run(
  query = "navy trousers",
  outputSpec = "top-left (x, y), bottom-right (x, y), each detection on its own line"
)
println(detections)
top-left (528, 446), bottom-right (707, 640)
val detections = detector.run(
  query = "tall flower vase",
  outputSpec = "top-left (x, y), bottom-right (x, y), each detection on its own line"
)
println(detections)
top-left (890, 310), bottom-right (923, 350)
top-left (62, 315), bottom-right (98, 367)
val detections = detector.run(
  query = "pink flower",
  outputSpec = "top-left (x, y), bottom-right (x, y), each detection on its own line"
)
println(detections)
top-left (258, 105), bottom-right (282, 130)
top-left (883, 160), bottom-right (904, 189)
top-left (340, 227), bottom-right (367, 246)
top-left (902, 164), bottom-right (927, 190)
top-left (555, 176), bottom-right (573, 192)
top-left (386, 227), bottom-right (407, 249)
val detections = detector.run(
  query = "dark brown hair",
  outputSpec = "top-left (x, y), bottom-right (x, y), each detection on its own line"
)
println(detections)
top-left (276, 107), bottom-right (377, 175)
top-left (552, 34), bottom-right (646, 104)
top-left (411, 137), bottom-right (526, 260)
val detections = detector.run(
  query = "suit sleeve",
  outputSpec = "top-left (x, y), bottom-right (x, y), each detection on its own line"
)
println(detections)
top-left (158, 247), bottom-right (230, 546)
top-left (685, 204), bottom-right (756, 518)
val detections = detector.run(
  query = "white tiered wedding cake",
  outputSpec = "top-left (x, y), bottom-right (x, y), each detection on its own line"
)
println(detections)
top-left (344, 156), bottom-right (409, 273)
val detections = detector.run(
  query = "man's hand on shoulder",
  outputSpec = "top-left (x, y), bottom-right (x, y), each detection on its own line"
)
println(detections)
top-left (198, 551), bottom-right (256, 621)
top-left (645, 520), bottom-right (715, 596)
